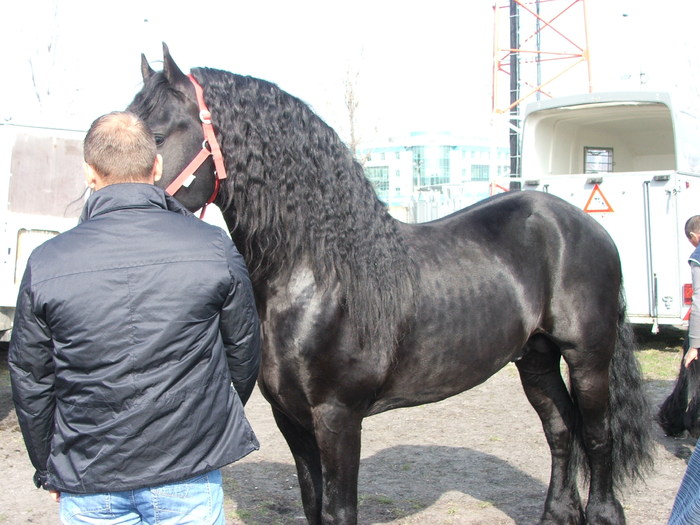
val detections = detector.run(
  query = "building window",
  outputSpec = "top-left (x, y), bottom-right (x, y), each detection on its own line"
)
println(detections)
top-left (411, 145), bottom-right (450, 188)
top-left (412, 146), bottom-right (425, 188)
top-left (471, 164), bottom-right (489, 181)
top-left (584, 147), bottom-right (613, 173)
top-left (365, 166), bottom-right (390, 198)
top-left (437, 147), bottom-right (450, 183)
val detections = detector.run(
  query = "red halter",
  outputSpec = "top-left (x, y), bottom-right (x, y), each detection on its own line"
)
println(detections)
top-left (165, 74), bottom-right (227, 219)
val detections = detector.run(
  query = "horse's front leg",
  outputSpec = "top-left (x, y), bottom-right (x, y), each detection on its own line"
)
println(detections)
top-left (312, 402), bottom-right (363, 525)
top-left (271, 406), bottom-right (324, 525)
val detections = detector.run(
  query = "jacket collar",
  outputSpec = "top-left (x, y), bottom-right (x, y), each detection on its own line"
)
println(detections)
top-left (79, 183), bottom-right (192, 223)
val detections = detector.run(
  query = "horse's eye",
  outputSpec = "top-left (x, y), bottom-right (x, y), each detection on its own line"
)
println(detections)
top-left (154, 134), bottom-right (165, 146)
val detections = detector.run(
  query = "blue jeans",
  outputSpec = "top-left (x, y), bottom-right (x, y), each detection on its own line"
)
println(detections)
top-left (59, 470), bottom-right (225, 525)
top-left (669, 440), bottom-right (700, 524)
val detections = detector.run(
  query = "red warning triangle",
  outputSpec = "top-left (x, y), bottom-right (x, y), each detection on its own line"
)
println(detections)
top-left (583, 184), bottom-right (614, 213)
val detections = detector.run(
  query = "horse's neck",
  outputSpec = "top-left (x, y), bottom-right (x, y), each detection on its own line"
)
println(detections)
top-left (223, 215), bottom-right (284, 290)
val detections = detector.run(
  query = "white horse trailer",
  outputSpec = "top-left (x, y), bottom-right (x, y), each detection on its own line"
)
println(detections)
top-left (0, 123), bottom-right (86, 342)
top-left (498, 92), bottom-right (700, 331)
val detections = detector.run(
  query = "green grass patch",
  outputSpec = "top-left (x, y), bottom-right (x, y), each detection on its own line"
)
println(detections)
top-left (637, 348), bottom-right (681, 381)
top-left (371, 494), bottom-right (395, 505)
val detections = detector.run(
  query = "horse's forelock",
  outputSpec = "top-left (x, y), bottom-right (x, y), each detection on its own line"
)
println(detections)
top-left (127, 74), bottom-right (187, 119)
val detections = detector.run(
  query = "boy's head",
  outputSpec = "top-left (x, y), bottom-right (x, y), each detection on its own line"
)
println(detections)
top-left (686, 215), bottom-right (700, 247)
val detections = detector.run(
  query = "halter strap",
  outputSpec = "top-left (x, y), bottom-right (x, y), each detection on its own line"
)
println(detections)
top-left (165, 74), bottom-right (227, 218)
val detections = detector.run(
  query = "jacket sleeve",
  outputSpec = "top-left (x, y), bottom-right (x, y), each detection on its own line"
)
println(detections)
top-left (8, 262), bottom-right (56, 489)
top-left (220, 236), bottom-right (261, 405)
top-left (690, 262), bottom-right (700, 349)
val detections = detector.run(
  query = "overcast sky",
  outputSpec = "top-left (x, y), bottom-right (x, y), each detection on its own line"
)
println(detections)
top-left (1, 0), bottom-right (698, 146)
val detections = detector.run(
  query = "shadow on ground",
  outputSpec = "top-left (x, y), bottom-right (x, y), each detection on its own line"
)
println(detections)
top-left (223, 445), bottom-right (547, 525)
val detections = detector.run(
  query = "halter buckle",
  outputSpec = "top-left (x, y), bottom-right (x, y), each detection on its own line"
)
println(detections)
top-left (199, 109), bottom-right (212, 124)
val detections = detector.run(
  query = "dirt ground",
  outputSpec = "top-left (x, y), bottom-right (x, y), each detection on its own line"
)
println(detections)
top-left (0, 330), bottom-right (695, 525)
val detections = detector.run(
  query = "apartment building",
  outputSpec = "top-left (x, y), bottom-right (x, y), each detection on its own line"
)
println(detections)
top-left (357, 131), bottom-right (510, 222)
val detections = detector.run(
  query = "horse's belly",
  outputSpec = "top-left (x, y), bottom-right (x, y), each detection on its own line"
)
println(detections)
top-left (367, 334), bottom-right (523, 415)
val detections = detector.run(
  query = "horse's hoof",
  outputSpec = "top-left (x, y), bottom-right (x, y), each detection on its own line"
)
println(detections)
top-left (539, 507), bottom-right (585, 525)
top-left (585, 500), bottom-right (625, 525)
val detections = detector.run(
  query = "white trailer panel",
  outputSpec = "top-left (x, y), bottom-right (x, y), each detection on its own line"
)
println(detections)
top-left (501, 92), bottom-right (700, 329)
top-left (0, 124), bottom-right (86, 340)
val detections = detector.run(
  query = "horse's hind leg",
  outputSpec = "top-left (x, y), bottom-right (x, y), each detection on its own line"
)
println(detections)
top-left (271, 406), bottom-right (324, 525)
top-left (564, 345), bottom-right (625, 524)
top-left (516, 335), bottom-right (585, 525)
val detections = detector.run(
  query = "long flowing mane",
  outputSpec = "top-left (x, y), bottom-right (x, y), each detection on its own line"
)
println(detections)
top-left (194, 67), bottom-right (418, 352)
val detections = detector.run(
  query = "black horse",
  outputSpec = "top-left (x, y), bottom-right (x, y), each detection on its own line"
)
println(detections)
top-left (127, 45), bottom-right (653, 525)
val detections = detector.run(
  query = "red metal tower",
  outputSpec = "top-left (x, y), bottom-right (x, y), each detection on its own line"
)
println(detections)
top-left (492, 0), bottom-right (592, 174)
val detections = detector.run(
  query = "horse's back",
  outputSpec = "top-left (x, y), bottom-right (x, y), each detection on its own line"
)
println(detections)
top-left (403, 190), bottom-right (619, 283)
top-left (415, 190), bottom-right (622, 322)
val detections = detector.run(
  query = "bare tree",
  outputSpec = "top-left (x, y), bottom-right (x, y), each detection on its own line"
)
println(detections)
top-left (25, 0), bottom-right (60, 112)
top-left (344, 65), bottom-right (361, 157)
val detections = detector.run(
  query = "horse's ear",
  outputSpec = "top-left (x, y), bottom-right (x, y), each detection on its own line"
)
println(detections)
top-left (162, 42), bottom-right (189, 87)
top-left (141, 54), bottom-right (155, 81)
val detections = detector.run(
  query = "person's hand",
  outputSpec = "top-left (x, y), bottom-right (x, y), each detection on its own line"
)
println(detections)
top-left (685, 347), bottom-right (699, 368)
top-left (49, 490), bottom-right (60, 503)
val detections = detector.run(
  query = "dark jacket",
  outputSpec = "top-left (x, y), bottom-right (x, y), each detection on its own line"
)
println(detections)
top-left (9, 183), bottom-right (261, 493)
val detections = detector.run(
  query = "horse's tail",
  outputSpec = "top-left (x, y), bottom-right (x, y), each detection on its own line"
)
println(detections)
top-left (657, 337), bottom-right (700, 437)
top-left (657, 338), bottom-right (691, 436)
top-left (608, 288), bottom-right (655, 487)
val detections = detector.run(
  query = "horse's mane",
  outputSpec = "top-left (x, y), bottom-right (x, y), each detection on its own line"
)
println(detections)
top-left (192, 67), bottom-right (418, 353)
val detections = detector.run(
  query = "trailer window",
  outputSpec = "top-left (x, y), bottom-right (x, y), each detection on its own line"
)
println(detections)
top-left (584, 147), bottom-right (613, 173)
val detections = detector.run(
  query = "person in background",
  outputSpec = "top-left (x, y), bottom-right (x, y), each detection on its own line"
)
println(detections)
top-left (668, 214), bottom-right (700, 524)
top-left (8, 111), bottom-right (261, 525)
